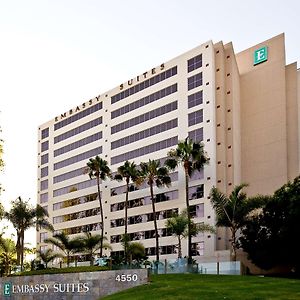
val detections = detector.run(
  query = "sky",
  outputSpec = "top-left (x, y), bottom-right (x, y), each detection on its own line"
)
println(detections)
top-left (0, 0), bottom-right (299, 245)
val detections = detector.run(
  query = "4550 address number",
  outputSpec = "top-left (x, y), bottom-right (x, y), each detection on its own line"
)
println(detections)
top-left (115, 274), bottom-right (138, 282)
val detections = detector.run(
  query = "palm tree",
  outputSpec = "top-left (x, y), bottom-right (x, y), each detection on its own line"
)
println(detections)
top-left (86, 156), bottom-right (111, 257)
top-left (5, 197), bottom-right (53, 271)
top-left (114, 160), bottom-right (140, 263)
top-left (140, 159), bottom-right (171, 263)
top-left (166, 211), bottom-right (215, 259)
top-left (165, 212), bottom-right (189, 259)
top-left (80, 232), bottom-right (111, 266)
top-left (128, 242), bottom-right (146, 265)
top-left (44, 232), bottom-right (84, 267)
top-left (0, 237), bottom-right (17, 276)
top-left (165, 137), bottom-right (209, 264)
top-left (36, 248), bottom-right (63, 269)
top-left (210, 183), bottom-right (267, 261)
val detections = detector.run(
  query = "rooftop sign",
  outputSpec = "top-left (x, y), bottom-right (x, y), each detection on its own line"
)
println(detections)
top-left (254, 46), bottom-right (268, 65)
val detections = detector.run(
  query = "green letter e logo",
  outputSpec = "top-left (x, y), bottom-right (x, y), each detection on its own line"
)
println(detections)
top-left (3, 282), bottom-right (11, 296)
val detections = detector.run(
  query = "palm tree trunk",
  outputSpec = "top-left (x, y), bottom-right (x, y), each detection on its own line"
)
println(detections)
top-left (124, 177), bottom-right (129, 264)
top-left (150, 182), bottom-right (159, 263)
top-left (231, 229), bottom-right (237, 261)
top-left (16, 233), bottom-right (21, 266)
top-left (178, 236), bottom-right (182, 259)
top-left (21, 229), bottom-right (25, 271)
top-left (97, 176), bottom-right (104, 257)
top-left (184, 165), bottom-right (192, 264)
top-left (90, 251), bottom-right (93, 266)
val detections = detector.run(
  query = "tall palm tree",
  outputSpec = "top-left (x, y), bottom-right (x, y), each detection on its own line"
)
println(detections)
top-left (140, 159), bottom-right (171, 263)
top-left (5, 197), bottom-right (53, 271)
top-left (86, 156), bottom-right (111, 257)
top-left (36, 248), bottom-right (63, 269)
top-left (114, 160), bottom-right (140, 263)
top-left (80, 232), bottom-right (111, 266)
top-left (210, 183), bottom-right (266, 261)
top-left (44, 232), bottom-right (84, 267)
top-left (165, 137), bottom-right (209, 264)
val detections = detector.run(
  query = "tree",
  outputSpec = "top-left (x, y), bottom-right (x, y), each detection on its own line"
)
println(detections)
top-left (36, 248), bottom-right (63, 269)
top-left (86, 156), bottom-right (111, 257)
top-left (165, 137), bottom-right (209, 263)
top-left (80, 232), bottom-right (111, 266)
top-left (166, 211), bottom-right (215, 259)
top-left (128, 242), bottom-right (147, 265)
top-left (114, 160), bottom-right (140, 263)
top-left (0, 237), bottom-right (17, 276)
top-left (5, 197), bottom-right (53, 271)
top-left (240, 176), bottom-right (300, 273)
top-left (44, 232), bottom-right (84, 267)
top-left (210, 184), bottom-right (268, 261)
top-left (140, 159), bottom-right (171, 263)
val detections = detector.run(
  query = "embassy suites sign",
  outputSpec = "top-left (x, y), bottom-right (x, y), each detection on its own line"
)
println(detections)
top-left (3, 282), bottom-right (89, 296)
top-left (54, 63), bottom-right (165, 122)
top-left (1, 269), bottom-right (148, 299)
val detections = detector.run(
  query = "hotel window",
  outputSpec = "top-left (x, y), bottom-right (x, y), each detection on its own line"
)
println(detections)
top-left (53, 167), bottom-right (86, 184)
top-left (54, 117), bottom-right (102, 144)
top-left (111, 136), bottom-right (178, 165)
top-left (111, 66), bottom-right (177, 104)
top-left (188, 128), bottom-right (203, 142)
top-left (40, 192), bottom-right (48, 203)
top-left (111, 119), bottom-right (178, 150)
top-left (111, 101), bottom-right (177, 134)
top-left (54, 102), bottom-right (102, 130)
top-left (40, 179), bottom-right (48, 191)
top-left (54, 132), bottom-right (102, 157)
top-left (41, 166), bottom-right (48, 178)
top-left (41, 128), bottom-right (49, 139)
top-left (188, 73), bottom-right (203, 91)
top-left (53, 178), bottom-right (97, 197)
top-left (190, 203), bottom-right (204, 218)
top-left (40, 232), bottom-right (48, 243)
top-left (54, 146), bottom-right (102, 170)
top-left (188, 54), bottom-right (202, 72)
top-left (111, 84), bottom-right (177, 119)
top-left (189, 184), bottom-right (204, 200)
top-left (188, 110), bottom-right (203, 126)
top-left (41, 153), bottom-right (49, 165)
top-left (188, 91), bottom-right (203, 108)
top-left (192, 242), bottom-right (204, 256)
top-left (41, 141), bottom-right (49, 152)
top-left (55, 223), bottom-right (101, 236)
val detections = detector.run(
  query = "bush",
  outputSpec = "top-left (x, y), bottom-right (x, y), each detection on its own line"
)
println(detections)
top-left (11, 265), bottom-right (109, 276)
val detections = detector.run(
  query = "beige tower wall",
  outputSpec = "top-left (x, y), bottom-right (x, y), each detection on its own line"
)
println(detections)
top-left (236, 33), bottom-right (289, 196)
top-left (285, 63), bottom-right (299, 180)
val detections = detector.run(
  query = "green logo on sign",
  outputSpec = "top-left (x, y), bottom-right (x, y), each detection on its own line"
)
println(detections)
top-left (254, 46), bottom-right (268, 65)
top-left (3, 282), bottom-right (11, 296)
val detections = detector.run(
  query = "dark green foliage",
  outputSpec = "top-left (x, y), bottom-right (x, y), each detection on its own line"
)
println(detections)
top-left (44, 232), bottom-right (84, 267)
top-left (240, 176), bottom-right (300, 272)
top-left (14, 265), bottom-right (109, 276)
top-left (210, 184), bottom-right (269, 260)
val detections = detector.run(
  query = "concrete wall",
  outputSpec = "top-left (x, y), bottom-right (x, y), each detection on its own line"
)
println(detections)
top-left (0, 269), bottom-right (148, 299)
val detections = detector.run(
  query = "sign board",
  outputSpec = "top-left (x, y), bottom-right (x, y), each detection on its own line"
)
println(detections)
top-left (1, 269), bottom-right (149, 299)
top-left (253, 46), bottom-right (268, 65)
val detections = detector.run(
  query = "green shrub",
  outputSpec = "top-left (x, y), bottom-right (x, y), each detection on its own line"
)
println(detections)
top-left (11, 265), bottom-right (109, 276)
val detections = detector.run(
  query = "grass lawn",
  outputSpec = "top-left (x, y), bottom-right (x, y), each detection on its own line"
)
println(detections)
top-left (101, 273), bottom-right (300, 300)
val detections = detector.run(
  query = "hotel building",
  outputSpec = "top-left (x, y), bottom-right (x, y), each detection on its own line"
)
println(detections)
top-left (37, 33), bottom-right (300, 263)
